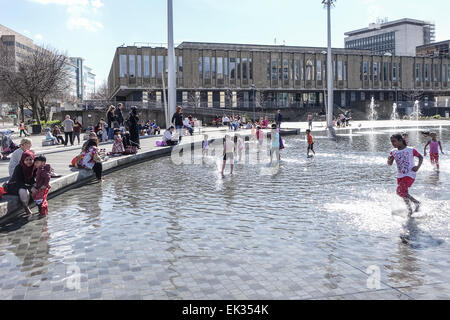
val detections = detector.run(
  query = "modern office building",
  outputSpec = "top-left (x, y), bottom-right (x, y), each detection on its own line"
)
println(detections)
top-left (108, 41), bottom-right (450, 114)
top-left (64, 57), bottom-right (96, 101)
top-left (345, 18), bottom-right (435, 56)
top-left (416, 40), bottom-right (450, 58)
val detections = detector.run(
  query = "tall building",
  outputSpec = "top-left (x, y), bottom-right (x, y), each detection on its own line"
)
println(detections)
top-left (108, 41), bottom-right (449, 113)
top-left (345, 18), bottom-right (435, 56)
top-left (64, 57), bottom-right (96, 101)
top-left (0, 24), bottom-right (39, 65)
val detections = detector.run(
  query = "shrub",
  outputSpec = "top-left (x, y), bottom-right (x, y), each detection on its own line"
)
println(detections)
top-left (33, 120), bottom-right (61, 128)
top-left (431, 114), bottom-right (442, 119)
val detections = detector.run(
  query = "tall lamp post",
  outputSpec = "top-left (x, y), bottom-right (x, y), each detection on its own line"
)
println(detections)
top-left (167, 0), bottom-right (176, 129)
top-left (322, 0), bottom-right (336, 131)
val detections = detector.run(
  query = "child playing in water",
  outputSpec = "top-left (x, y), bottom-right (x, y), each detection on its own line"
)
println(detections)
top-left (270, 124), bottom-right (280, 165)
top-left (202, 134), bottom-right (209, 157)
top-left (256, 126), bottom-right (264, 146)
top-left (306, 129), bottom-right (315, 158)
top-left (424, 132), bottom-right (444, 170)
top-left (388, 134), bottom-right (423, 216)
top-left (221, 135), bottom-right (235, 176)
top-left (32, 155), bottom-right (51, 215)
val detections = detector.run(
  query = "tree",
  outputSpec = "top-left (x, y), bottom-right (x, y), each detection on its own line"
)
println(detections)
top-left (0, 45), bottom-right (70, 125)
top-left (91, 80), bottom-right (110, 101)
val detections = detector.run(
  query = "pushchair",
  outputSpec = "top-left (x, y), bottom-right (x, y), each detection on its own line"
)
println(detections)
top-left (0, 130), bottom-right (19, 160)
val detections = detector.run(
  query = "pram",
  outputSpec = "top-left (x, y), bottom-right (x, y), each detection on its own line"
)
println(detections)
top-left (0, 130), bottom-right (19, 160)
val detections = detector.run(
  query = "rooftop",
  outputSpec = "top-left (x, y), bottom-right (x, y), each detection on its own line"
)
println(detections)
top-left (345, 18), bottom-right (434, 37)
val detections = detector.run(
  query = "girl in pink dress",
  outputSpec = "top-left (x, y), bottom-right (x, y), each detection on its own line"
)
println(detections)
top-left (424, 132), bottom-right (444, 170)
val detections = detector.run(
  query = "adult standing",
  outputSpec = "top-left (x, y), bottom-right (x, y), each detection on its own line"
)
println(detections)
top-left (4, 150), bottom-right (36, 215)
top-left (171, 106), bottom-right (184, 142)
top-left (106, 105), bottom-right (116, 140)
top-left (62, 115), bottom-right (74, 146)
top-left (275, 109), bottom-right (283, 128)
top-left (127, 106), bottom-right (140, 148)
top-left (307, 114), bottom-right (313, 131)
top-left (73, 118), bottom-right (82, 145)
top-left (115, 103), bottom-right (125, 133)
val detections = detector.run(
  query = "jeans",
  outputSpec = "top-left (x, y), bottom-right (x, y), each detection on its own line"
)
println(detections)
top-left (108, 127), bottom-right (114, 140)
top-left (73, 132), bottom-right (80, 144)
top-left (64, 132), bottom-right (73, 146)
top-left (176, 125), bottom-right (183, 142)
top-left (93, 162), bottom-right (102, 180)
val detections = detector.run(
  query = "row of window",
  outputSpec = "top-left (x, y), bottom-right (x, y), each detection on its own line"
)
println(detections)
top-left (198, 56), bottom-right (253, 81)
top-left (119, 54), bottom-right (183, 79)
top-left (360, 61), bottom-right (450, 83)
top-left (346, 32), bottom-right (395, 54)
top-left (267, 59), bottom-right (348, 82)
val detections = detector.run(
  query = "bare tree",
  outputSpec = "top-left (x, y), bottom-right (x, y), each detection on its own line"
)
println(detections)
top-left (0, 45), bottom-right (70, 125)
top-left (401, 89), bottom-right (425, 102)
top-left (91, 80), bottom-right (110, 101)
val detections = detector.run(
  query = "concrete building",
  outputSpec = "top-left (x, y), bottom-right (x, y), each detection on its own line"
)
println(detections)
top-left (345, 18), bottom-right (435, 56)
top-left (0, 24), bottom-right (39, 65)
top-left (107, 41), bottom-right (449, 119)
top-left (416, 40), bottom-right (450, 58)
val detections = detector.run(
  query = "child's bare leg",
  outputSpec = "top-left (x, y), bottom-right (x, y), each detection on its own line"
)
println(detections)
top-left (230, 162), bottom-right (233, 175)
top-left (403, 197), bottom-right (413, 215)
top-left (406, 194), bottom-right (420, 212)
top-left (221, 160), bottom-right (226, 175)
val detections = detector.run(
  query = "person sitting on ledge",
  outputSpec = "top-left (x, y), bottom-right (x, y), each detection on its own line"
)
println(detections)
top-left (122, 131), bottom-right (139, 154)
top-left (150, 120), bottom-right (161, 135)
top-left (45, 128), bottom-right (59, 145)
top-left (163, 126), bottom-right (178, 146)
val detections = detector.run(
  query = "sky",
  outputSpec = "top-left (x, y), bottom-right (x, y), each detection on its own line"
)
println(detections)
top-left (1, 0), bottom-right (449, 85)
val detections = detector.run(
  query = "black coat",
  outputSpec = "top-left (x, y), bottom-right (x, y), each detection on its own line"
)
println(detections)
top-left (107, 111), bottom-right (116, 128)
top-left (5, 164), bottom-right (36, 195)
top-left (128, 112), bottom-right (140, 145)
top-left (115, 108), bottom-right (124, 126)
top-left (172, 112), bottom-right (183, 127)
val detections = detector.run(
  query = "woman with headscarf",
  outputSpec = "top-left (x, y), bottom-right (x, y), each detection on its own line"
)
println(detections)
top-left (4, 150), bottom-right (36, 215)
top-left (127, 106), bottom-right (140, 148)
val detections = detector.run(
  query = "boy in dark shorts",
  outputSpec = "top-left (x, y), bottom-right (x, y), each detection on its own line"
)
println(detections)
top-left (306, 129), bottom-right (315, 158)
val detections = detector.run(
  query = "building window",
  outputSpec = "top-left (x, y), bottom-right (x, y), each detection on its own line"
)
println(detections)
top-left (217, 57), bottom-right (223, 79)
top-left (137, 55), bottom-right (141, 78)
top-left (283, 59), bottom-right (289, 80)
top-left (383, 63), bottom-right (387, 81)
top-left (344, 61), bottom-right (347, 81)
top-left (242, 58), bottom-right (248, 80)
top-left (211, 57), bottom-right (216, 80)
top-left (316, 60), bottom-right (322, 81)
top-left (278, 58), bottom-right (282, 80)
top-left (448, 65), bottom-right (450, 82)
top-left (271, 59), bottom-right (277, 81)
top-left (144, 56), bottom-right (150, 78)
top-left (363, 61), bottom-right (368, 81)
top-left (416, 64), bottom-right (421, 81)
top-left (300, 60), bottom-right (304, 81)
top-left (443, 64), bottom-right (447, 83)
top-left (425, 64), bottom-right (429, 81)
top-left (267, 59), bottom-right (271, 81)
top-left (207, 92), bottom-right (213, 107)
top-left (306, 59), bottom-right (314, 81)
top-left (157, 56), bottom-right (164, 79)
top-left (199, 56), bottom-right (203, 80)
top-left (129, 55), bottom-right (136, 78)
top-left (232, 91), bottom-right (237, 107)
top-left (237, 58), bottom-right (241, 80)
top-left (220, 92), bottom-right (225, 108)
top-left (338, 61), bottom-right (343, 81)
top-left (224, 57), bottom-right (228, 80)
top-left (361, 92), bottom-right (365, 101)
top-left (249, 57), bottom-right (253, 80)
top-left (119, 55), bottom-right (127, 77)
top-left (204, 56), bottom-right (210, 80)
top-left (230, 58), bottom-right (236, 80)
top-left (373, 62), bottom-right (378, 81)
top-left (434, 64), bottom-right (439, 82)
top-left (393, 62), bottom-right (397, 81)
top-left (351, 92), bottom-right (356, 102)
top-left (151, 56), bottom-right (155, 78)
top-left (295, 60), bottom-right (299, 81)
top-left (178, 56), bottom-right (183, 79)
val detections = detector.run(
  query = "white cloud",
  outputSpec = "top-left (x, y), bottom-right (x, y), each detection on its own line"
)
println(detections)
top-left (35, 34), bottom-right (43, 40)
top-left (67, 17), bottom-right (103, 32)
top-left (29, 0), bottom-right (103, 32)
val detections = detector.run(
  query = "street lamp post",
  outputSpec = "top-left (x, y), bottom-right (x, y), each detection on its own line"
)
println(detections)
top-left (322, 0), bottom-right (336, 132)
top-left (167, 0), bottom-right (176, 129)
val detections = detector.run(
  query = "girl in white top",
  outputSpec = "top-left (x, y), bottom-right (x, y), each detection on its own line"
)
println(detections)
top-left (202, 134), bottom-right (209, 156)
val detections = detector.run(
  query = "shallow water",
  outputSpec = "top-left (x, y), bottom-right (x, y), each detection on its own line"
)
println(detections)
top-left (1, 126), bottom-right (449, 299)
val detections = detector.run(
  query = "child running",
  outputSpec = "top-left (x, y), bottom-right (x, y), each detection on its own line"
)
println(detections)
top-left (306, 129), bottom-right (315, 158)
top-left (202, 134), bottom-right (209, 157)
top-left (424, 132), bottom-right (444, 170)
top-left (388, 134), bottom-right (423, 216)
